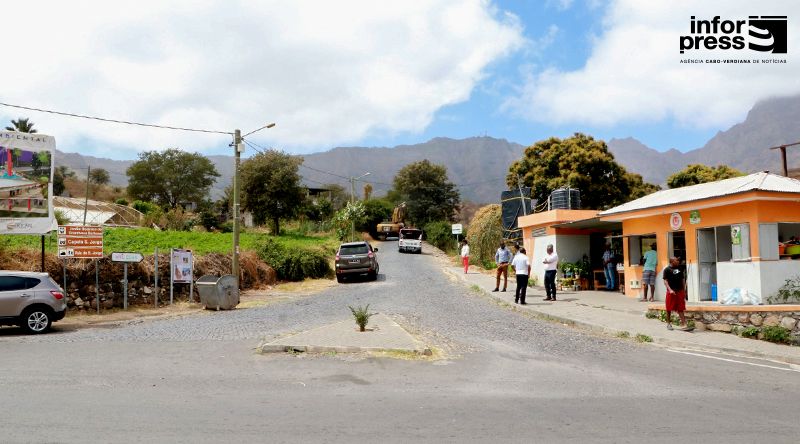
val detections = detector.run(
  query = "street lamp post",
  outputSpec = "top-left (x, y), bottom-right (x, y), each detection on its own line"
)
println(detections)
top-left (232, 123), bottom-right (275, 288)
top-left (349, 172), bottom-right (370, 241)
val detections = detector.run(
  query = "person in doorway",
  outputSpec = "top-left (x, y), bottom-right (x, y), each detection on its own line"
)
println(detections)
top-left (493, 241), bottom-right (512, 292)
top-left (543, 244), bottom-right (559, 301)
top-left (663, 256), bottom-right (693, 331)
top-left (602, 243), bottom-right (616, 290)
top-left (460, 240), bottom-right (470, 274)
top-left (511, 247), bottom-right (531, 304)
top-left (640, 243), bottom-right (658, 302)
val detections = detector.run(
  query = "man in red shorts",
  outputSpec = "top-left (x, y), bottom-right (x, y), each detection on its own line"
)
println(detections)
top-left (663, 256), bottom-right (692, 331)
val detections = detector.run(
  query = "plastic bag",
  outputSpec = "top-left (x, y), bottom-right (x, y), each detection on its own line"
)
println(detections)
top-left (721, 288), bottom-right (762, 305)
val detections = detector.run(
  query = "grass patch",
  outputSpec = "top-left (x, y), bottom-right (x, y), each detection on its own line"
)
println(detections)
top-left (0, 226), bottom-right (338, 256)
top-left (741, 326), bottom-right (760, 338)
top-left (762, 325), bottom-right (791, 344)
top-left (635, 333), bottom-right (653, 343)
top-left (616, 331), bottom-right (630, 339)
top-left (470, 284), bottom-right (483, 293)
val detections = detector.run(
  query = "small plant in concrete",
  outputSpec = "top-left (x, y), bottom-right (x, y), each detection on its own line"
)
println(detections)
top-left (768, 275), bottom-right (800, 304)
top-left (349, 304), bottom-right (376, 332)
top-left (635, 333), bottom-right (652, 343)
top-left (616, 331), bottom-right (630, 339)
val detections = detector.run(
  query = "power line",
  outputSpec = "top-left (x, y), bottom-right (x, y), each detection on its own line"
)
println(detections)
top-left (0, 101), bottom-right (233, 135)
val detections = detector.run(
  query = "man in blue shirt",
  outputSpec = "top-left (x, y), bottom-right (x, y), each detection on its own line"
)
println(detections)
top-left (493, 242), bottom-right (512, 292)
top-left (602, 243), bottom-right (616, 290)
top-left (640, 243), bottom-right (658, 302)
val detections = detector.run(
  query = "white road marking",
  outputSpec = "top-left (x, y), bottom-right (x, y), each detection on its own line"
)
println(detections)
top-left (666, 348), bottom-right (800, 373)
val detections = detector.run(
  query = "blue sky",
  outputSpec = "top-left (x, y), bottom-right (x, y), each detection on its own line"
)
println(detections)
top-left (0, 1), bottom-right (796, 159)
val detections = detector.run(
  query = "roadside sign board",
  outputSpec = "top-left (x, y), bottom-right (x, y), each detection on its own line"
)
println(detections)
top-left (57, 225), bottom-right (103, 259)
top-left (111, 252), bottom-right (144, 263)
top-left (452, 224), bottom-right (463, 235)
top-left (171, 249), bottom-right (193, 283)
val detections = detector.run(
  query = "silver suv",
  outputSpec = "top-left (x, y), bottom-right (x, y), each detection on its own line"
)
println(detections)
top-left (0, 271), bottom-right (67, 334)
top-left (335, 241), bottom-right (379, 282)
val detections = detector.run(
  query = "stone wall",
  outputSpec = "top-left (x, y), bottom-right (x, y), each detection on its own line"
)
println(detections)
top-left (647, 308), bottom-right (800, 344)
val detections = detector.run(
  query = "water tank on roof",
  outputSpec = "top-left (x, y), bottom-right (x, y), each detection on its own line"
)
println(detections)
top-left (549, 188), bottom-right (581, 210)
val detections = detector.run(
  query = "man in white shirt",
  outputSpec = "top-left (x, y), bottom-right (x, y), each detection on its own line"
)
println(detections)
top-left (511, 247), bottom-right (532, 304)
top-left (543, 244), bottom-right (559, 301)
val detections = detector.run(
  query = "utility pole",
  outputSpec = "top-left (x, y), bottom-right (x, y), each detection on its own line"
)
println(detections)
top-left (232, 129), bottom-right (242, 283)
top-left (83, 165), bottom-right (91, 225)
top-left (349, 172), bottom-right (370, 241)
top-left (232, 123), bottom-right (275, 289)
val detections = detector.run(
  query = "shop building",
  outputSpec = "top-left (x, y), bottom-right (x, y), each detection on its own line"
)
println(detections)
top-left (599, 172), bottom-right (800, 302)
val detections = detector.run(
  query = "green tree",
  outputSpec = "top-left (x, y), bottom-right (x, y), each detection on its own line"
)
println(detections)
top-left (357, 198), bottom-right (394, 234)
top-left (240, 149), bottom-right (305, 235)
top-left (5, 117), bottom-right (37, 133)
top-left (626, 172), bottom-right (661, 199)
top-left (89, 168), bottom-right (110, 186)
top-left (53, 166), bottom-right (74, 196)
top-left (392, 159), bottom-right (460, 225)
top-left (508, 133), bottom-right (659, 210)
top-left (126, 148), bottom-right (220, 208)
top-left (666, 164), bottom-right (745, 189)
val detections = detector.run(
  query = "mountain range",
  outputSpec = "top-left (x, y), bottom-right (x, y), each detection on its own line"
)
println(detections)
top-left (54, 94), bottom-right (800, 204)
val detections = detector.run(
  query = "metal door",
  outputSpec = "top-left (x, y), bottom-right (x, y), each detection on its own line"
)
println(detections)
top-left (696, 228), bottom-right (717, 301)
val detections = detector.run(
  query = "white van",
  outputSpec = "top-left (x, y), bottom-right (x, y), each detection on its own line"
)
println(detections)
top-left (398, 228), bottom-right (423, 254)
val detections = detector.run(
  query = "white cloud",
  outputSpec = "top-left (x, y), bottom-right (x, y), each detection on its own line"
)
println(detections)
top-left (0, 1), bottom-right (523, 156)
top-left (507, 0), bottom-right (800, 129)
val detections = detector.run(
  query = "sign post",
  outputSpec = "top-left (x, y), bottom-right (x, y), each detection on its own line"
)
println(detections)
top-left (170, 249), bottom-right (194, 304)
top-left (57, 225), bottom-right (103, 312)
top-left (112, 252), bottom-right (144, 310)
top-left (452, 224), bottom-right (463, 250)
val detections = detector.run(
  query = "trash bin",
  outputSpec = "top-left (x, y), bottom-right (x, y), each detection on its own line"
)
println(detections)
top-left (196, 274), bottom-right (239, 310)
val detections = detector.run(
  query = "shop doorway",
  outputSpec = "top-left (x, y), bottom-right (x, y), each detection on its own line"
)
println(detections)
top-left (668, 231), bottom-right (686, 263)
top-left (696, 228), bottom-right (717, 301)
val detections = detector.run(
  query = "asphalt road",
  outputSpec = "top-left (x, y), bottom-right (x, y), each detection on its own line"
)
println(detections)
top-left (1, 241), bottom-right (799, 443)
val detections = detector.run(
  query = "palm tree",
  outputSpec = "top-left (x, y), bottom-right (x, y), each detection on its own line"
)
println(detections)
top-left (5, 117), bottom-right (37, 133)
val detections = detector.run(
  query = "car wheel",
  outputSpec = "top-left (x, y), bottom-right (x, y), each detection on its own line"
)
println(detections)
top-left (369, 271), bottom-right (378, 281)
top-left (21, 307), bottom-right (52, 334)
top-left (336, 275), bottom-right (344, 283)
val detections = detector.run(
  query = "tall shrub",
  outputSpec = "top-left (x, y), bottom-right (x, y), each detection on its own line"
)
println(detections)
top-left (465, 204), bottom-right (503, 266)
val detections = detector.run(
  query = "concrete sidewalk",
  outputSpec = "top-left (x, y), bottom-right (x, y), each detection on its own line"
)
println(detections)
top-left (447, 266), bottom-right (800, 365)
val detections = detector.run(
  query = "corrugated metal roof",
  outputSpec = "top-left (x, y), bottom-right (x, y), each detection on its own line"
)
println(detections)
top-left (600, 172), bottom-right (800, 216)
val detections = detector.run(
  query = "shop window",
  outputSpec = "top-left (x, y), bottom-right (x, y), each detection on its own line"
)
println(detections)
top-left (627, 234), bottom-right (656, 266)
top-left (759, 223), bottom-right (779, 260)
top-left (715, 226), bottom-right (733, 261)
top-left (777, 223), bottom-right (800, 258)
top-left (731, 223), bottom-right (751, 261)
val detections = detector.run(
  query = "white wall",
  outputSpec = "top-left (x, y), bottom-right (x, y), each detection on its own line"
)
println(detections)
top-left (531, 234), bottom-right (556, 285)
top-left (760, 260), bottom-right (800, 300)
top-left (531, 234), bottom-right (590, 285)
top-left (717, 261), bottom-right (762, 300)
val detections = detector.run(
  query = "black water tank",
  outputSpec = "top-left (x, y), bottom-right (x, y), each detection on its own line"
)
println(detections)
top-left (549, 188), bottom-right (581, 210)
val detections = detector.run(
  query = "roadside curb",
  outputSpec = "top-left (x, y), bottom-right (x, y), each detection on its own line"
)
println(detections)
top-left (259, 343), bottom-right (433, 355)
top-left (443, 266), bottom-right (800, 366)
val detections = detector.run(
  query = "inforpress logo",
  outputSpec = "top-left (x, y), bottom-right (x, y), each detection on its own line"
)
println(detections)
top-left (749, 16), bottom-right (787, 53)
top-left (679, 15), bottom-right (787, 54)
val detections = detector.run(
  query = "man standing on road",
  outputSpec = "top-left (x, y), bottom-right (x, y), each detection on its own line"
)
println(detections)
top-left (511, 247), bottom-right (531, 304)
top-left (640, 243), bottom-right (658, 302)
top-left (602, 243), bottom-right (616, 290)
top-left (543, 244), bottom-right (558, 301)
top-left (493, 241), bottom-right (512, 292)
top-left (663, 256), bottom-right (692, 331)
top-left (460, 240), bottom-right (470, 274)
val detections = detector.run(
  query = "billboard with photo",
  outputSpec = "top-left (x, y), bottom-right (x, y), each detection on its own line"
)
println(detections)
top-left (0, 131), bottom-right (56, 234)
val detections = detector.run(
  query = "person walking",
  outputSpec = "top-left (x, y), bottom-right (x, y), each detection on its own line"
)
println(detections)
top-left (543, 244), bottom-right (558, 301)
top-left (602, 243), bottom-right (616, 290)
top-left (460, 240), bottom-right (470, 274)
top-left (511, 247), bottom-right (531, 304)
top-left (663, 256), bottom-right (692, 331)
top-left (640, 243), bottom-right (658, 302)
top-left (493, 241), bottom-right (512, 292)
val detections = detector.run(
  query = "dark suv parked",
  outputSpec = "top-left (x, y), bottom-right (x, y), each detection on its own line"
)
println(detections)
top-left (0, 271), bottom-right (67, 334)
top-left (335, 241), bottom-right (379, 282)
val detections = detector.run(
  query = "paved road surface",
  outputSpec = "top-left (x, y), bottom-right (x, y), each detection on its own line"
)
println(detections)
top-left (1, 242), bottom-right (798, 443)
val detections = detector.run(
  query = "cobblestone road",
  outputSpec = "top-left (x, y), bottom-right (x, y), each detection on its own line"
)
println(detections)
top-left (1, 242), bottom-right (629, 359)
